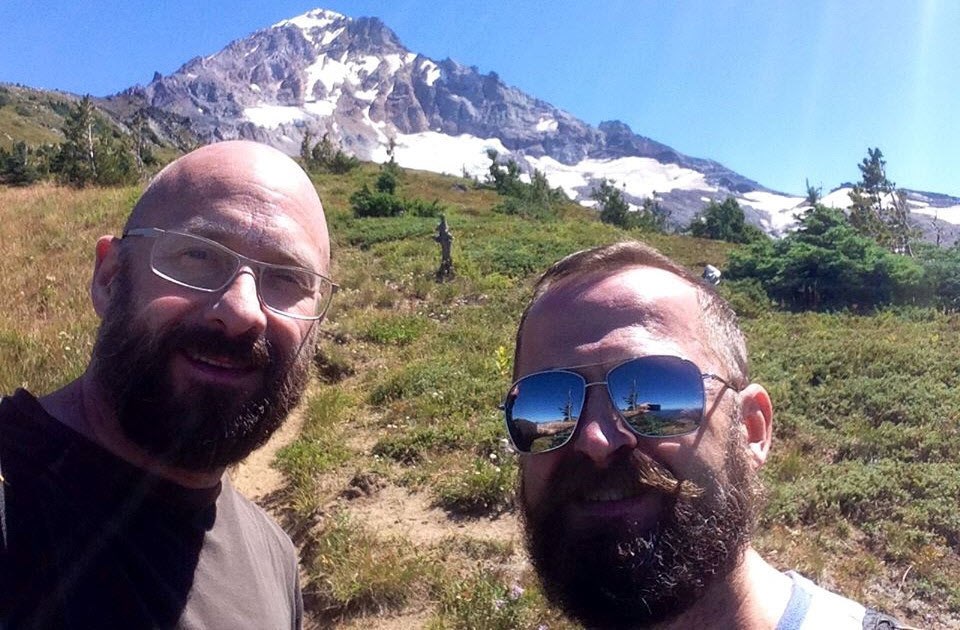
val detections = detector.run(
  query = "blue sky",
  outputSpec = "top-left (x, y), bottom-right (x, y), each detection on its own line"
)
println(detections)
top-left (1, 1), bottom-right (957, 197)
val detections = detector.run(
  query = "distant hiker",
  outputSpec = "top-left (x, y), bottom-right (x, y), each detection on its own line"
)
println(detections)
top-left (702, 262), bottom-right (721, 285)
top-left (502, 241), bottom-right (903, 629)
top-left (0, 141), bottom-right (336, 629)
top-left (434, 214), bottom-right (454, 281)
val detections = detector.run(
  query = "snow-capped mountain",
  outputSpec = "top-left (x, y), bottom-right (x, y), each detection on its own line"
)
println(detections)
top-left (106, 8), bottom-right (960, 241)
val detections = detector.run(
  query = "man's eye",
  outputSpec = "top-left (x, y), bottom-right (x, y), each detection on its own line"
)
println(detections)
top-left (180, 247), bottom-right (212, 261)
top-left (271, 269), bottom-right (316, 290)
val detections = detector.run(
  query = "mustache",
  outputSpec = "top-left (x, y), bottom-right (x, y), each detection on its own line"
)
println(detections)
top-left (162, 325), bottom-right (271, 369)
top-left (551, 449), bottom-right (705, 502)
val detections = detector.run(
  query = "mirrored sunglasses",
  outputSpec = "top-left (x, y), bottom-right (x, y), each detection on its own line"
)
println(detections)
top-left (123, 227), bottom-right (337, 320)
top-left (502, 355), bottom-right (737, 454)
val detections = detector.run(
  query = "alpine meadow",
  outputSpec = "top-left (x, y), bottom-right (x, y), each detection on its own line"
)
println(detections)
top-left (2, 153), bottom-right (959, 628)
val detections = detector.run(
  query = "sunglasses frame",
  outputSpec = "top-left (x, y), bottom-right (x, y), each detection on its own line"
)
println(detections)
top-left (502, 355), bottom-right (738, 455)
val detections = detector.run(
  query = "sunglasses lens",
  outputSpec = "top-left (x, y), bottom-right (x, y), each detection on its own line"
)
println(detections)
top-left (606, 356), bottom-right (704, 437)
top-left (505, 371), bottom-right (585, 453)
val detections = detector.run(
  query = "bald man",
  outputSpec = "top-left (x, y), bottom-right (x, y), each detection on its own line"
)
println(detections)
top-left (0, 141), bottom-right (333, 629)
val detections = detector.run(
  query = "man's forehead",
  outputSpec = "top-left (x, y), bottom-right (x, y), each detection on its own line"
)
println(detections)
top-left (128, 147), bottom-right (329, 270)
top-left (518, 266), bottom-right (703, 368)
top-left (533, 266), bottom-right (700, 319)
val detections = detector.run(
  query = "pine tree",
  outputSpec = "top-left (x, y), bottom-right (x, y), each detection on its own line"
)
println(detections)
top-left (688, 198), bottom-right (764, 243)
top-left (300, 130), bottom-right (314, 165)
top-left (128, 108), bottom-right (154, 172)
top-left (592, 178), bottom-right (630, 227)
top-left (310, 133), bottom-right (335, 167)
top-left (804, 178), bottom-right (821, 206)
top-left (0, 141), bottom-right (41, 185)
top-left (93, 130), bottom-right (137, 186)
top-left (57, 95), bottom-right (98, 187)
top-left (847, 147), bottom-right (915, 255)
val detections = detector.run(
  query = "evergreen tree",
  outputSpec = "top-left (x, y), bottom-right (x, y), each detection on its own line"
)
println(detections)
top-left (93, 130), bottom-right (137, 186)
top-left (301, 132), bottom-right (358, 174)
top-left (688, 197), bottom-right (765, 243)
top-left (376, 138), bottom-right (400, 194)
top-left (0, 141), bottom-right (41, 186)
top-left (804, 178), bottom-right (821, 206)
top-left (128, 108), bottom-right (154, 172)
top-left (310, 133), bottom-right (336, 167)
top-left (590, 180), bottom-right (669, 231)
top-left (57, 95), bottom-right (97, 187)
top-left (300, 130), bottom-right (314, 165)
top-left (635, 194), bottom-right (670, 232)
top-left (592, 178), bottom-right (630, 226)
top-left (847, 147), bottom-right (916, 255)
top-left (485, 149), bottom-right (524, 197)
top-left (727, 204), bottom-right (925, 311)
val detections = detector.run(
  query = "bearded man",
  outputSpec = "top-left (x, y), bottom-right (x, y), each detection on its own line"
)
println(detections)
top-left (504, 242), bottom-right (902, 629)
top-left (0, 141), bottom-right (334, 629)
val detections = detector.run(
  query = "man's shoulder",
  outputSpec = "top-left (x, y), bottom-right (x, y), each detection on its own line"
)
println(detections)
top-left (782, 570), bottom-right (864, 628)
top-left (0, 388), bottom-right (65, 467)
top-left (779, 571), bottom-right (903, 630)
top-left (217, 477), bottom-right (296, 554)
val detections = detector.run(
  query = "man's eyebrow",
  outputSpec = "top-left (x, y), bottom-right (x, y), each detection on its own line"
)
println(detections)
top-left (179, 221), bottom-right (318, 270)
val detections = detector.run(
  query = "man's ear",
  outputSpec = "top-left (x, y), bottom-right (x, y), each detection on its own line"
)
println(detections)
top-left (737, 383), bottom-right (773, 469)
top-left (91, 235), bottom-right (121, 317)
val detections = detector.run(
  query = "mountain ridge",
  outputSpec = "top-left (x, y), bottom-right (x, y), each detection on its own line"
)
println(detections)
top-left (101, 9), bottom-right (783, 224)
top-left (4, 7), bottom-right (959, 243)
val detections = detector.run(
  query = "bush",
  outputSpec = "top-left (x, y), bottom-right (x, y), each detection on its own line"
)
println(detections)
top-left (356, 314), bottom-right (430, 346)
top-left (485, 151), bottom-right (567, 221)
top-left (688, 197), bottom-right (766, 243)
top-left (727, 205), bottom-right (926, 311)
top-left (433, 457), bottom-right (514, 515)
top-left (306, 514), bottom-right (426, 619)
top-left (351, 184), bottom-right (445, 219)
top-left (351, 184), bottom-right (405, 217)
top-left (435, 570), bottom-right (538, 630)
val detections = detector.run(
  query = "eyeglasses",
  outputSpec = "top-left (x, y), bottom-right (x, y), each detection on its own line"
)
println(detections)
top-left (502, 355), bottom-right (738, 454)
top-left (123, 227), bottom-right (337, 320)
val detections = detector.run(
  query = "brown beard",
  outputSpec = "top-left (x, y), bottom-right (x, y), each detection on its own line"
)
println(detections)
top-left (90, 262), bottom-right (313, 472)
top-left (520, 430), bottom-right (761, 629)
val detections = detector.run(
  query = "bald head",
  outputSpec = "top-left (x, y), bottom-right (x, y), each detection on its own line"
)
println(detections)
top-left (126, 141), bottom-right (330, 274)
top-left (515, 241), bottom-right (749, 388)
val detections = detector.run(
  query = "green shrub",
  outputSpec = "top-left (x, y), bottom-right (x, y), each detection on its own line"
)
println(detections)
top-left (434, 570), bottom-right (536, 630)
top-left (351, 184), bottom-right (406, 217)
top-left (372, 425), bottom-right (466, 464)
top-left (357, 314), bottom-right (431, 346)
top-left (307, 513), bottom-right (427, 619)
top-left (688, 197), bottom-right (766, 243)
top-left (433, 457), bottom-right (515, 515)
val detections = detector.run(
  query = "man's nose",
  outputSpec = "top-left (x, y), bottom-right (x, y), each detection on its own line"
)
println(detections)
top-left (206, 268), bottom-right (268, 338)
top-left (570, 384), bottom-right (639, 465)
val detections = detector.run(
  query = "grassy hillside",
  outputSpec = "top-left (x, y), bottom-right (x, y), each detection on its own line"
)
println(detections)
top-left (1, 165), bottom-right (957, 629)
top-left (0, 84), bottom-right (74, 148)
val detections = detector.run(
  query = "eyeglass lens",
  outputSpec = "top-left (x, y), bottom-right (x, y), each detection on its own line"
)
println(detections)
top-left (150, 231), bottom-right (328, 318)
top-left (504, 356), bottom-right (706, 454)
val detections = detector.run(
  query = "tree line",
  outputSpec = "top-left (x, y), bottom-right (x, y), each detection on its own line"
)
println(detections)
top-left (0, 95), bottom-right (156, 187)
top-left (685, 148), bottom-right (960, 311)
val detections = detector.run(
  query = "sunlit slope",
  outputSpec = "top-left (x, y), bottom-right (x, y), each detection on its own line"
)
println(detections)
top-left (1, 164), bottom-right (956, 628)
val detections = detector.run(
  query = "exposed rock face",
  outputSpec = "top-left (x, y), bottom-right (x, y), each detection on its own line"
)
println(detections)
top-left (102, 8), bottom-right (960, 240)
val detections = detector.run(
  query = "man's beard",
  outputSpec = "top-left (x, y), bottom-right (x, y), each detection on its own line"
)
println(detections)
top-left (520, 431), bottom-right (761, 629)
top-left (90, 265), bottom-right (312, 472)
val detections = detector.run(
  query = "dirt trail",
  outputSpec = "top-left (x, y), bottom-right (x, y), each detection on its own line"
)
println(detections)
top-left (231, 404), bottom-right (305, 500)
top-left (231, 393), bottom-right (528, 630)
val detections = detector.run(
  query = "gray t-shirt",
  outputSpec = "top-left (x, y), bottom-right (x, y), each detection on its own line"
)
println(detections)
top-left (0, 388), bottom-right (303, 629)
